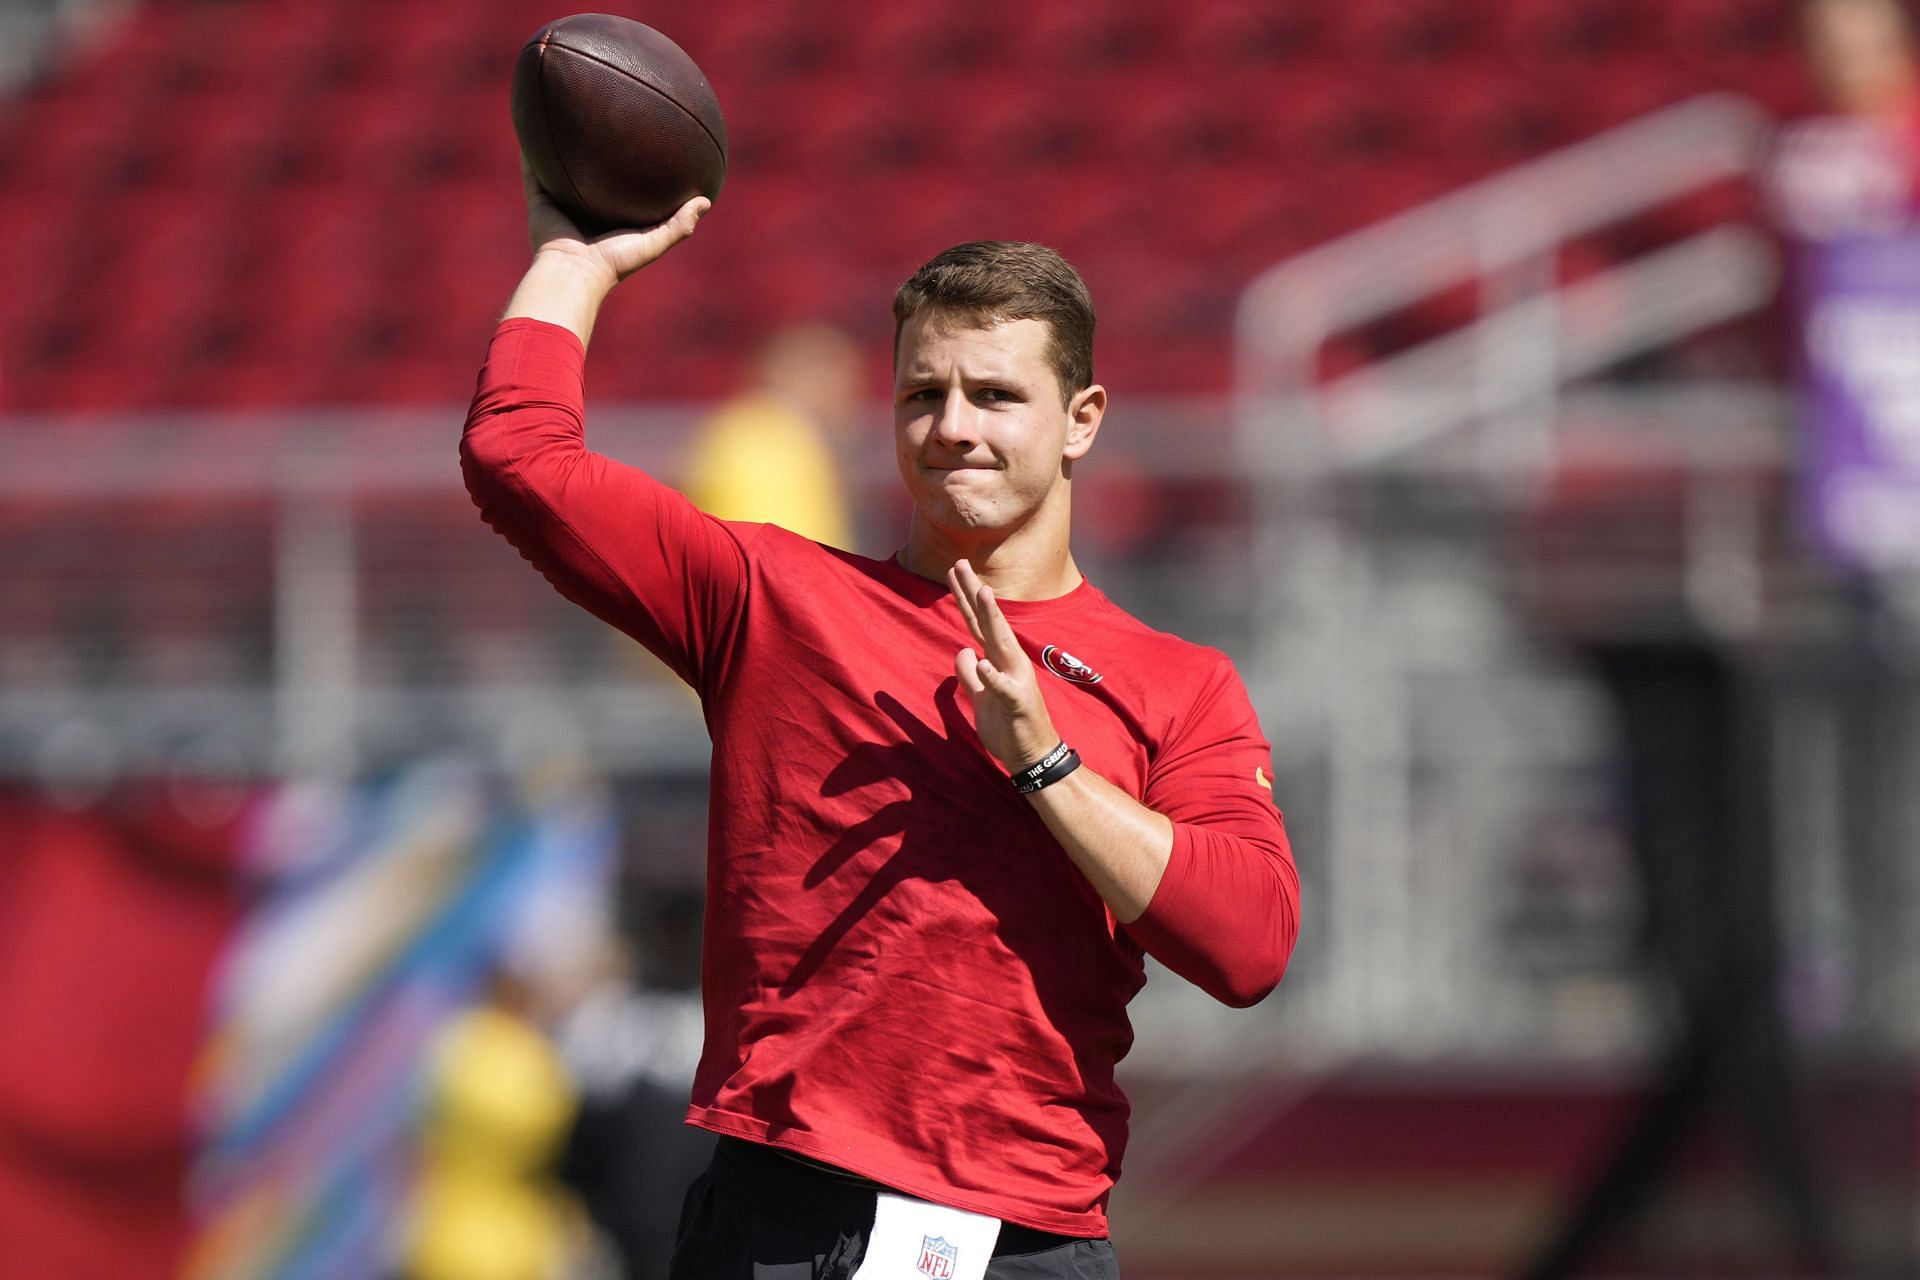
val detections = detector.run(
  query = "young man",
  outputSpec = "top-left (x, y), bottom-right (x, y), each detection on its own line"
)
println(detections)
top-left (462, 173), bottom-right (1300, 1280)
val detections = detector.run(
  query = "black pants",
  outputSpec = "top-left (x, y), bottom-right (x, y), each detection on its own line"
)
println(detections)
top-left (668, 1137), bottom-right (1119, 1279)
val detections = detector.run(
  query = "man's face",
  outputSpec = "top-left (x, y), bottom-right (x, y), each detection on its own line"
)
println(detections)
top-left (893, 312), bottom-right (1099, 537)
top-left (1804, 0), bottom-right (1914, 112)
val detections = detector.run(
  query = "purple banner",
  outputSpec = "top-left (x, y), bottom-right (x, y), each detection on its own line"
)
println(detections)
top-left (1800, 233), bottom-right (1920, 570)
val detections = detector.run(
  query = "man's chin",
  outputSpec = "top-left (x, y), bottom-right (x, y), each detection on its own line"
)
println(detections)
top-left (916, 495), bottom-right (1001, 533)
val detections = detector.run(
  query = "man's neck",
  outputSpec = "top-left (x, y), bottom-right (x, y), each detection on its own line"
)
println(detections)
top-left (898, 516), bottom-right (1083, 602)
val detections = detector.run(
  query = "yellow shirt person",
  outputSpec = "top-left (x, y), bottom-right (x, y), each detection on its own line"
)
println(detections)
top-left (404, 1003), bottom-right (581, 1280)
top-left (682, 324), bottom-right (863, 550)
top-left (683, 391), bottom-right (851, 548)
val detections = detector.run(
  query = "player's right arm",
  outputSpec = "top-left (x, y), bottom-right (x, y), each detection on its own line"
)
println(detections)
top-left (460, 166), bottom-right (739, 692)
top-left (502, 156), bottom-right (708, 347)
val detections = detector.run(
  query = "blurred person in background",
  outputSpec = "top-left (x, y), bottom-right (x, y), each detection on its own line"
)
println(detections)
top-left (1524, 3), bottom-right (1920, 1273)
top-left (1772, 0), bottom-right (1920, 240)
top-left (1774, 0), bottom-right (1920, 1059)
top-left (1516, 643), bottom-right (1838, 1278)
top-left (556, 887), bottom-right (711, 1280)
top-left (1771, 0), bottom-right (1920, 577)
top-left (1764, 3), bottom-right (1920, 1268)
top-left (683, 323), bottom-right (865, 550)
top-left (387, 763), bottom-right (627, 1280)
top-left (402, 973), bottom-right (590, 1280)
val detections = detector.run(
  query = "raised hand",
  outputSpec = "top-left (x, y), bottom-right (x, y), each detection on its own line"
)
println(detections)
top-left (505, 154), bottom-right (708, 345)
top-left (948, 559), bottom-right (1061, 775)
top-left (522, 153), bottom-right (708, 286)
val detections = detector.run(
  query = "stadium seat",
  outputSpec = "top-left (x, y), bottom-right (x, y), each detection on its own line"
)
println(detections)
top-left (1498, 0), bottom-right (1667, 70)
top-left (999, 0), bottom-right (1172, 73)
top-left (1550, 62), bottom-right (1688, 139)
top-left (699, 3), bottom-right (841, 83)
top-left (0, 0), bottom-right (1800, 409)
top-left (1408, 69), bottom-right (1575, 174)
top-left (1269, 66), bottom-right (1419, 177)
top-left (1665, 0), bottom-right (1797, 71)
top-left (850, 2), bottom-right (1016, 78)
top-left (0, 88), bottom-right (143, 192)
top-left (1336, 0), bottom-right (1491, 69)
top-left (1102, 69), bottom-right (1274, 169)
top-left (1171, 1), bottom-right (1335, 70)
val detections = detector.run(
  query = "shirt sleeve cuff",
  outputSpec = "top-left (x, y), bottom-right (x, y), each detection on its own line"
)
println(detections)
top-left (1127, 821), bottom-right (1293, 1008)
top-left (1136, 819), bottom-right (1201, 934)
top-left (487, 316), bottom-right (587, 378)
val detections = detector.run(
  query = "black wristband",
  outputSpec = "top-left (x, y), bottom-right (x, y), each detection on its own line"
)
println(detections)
top-left (1013, 741), bottom-right (1081, 794)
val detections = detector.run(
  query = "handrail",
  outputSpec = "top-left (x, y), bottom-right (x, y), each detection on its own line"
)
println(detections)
top-left (1321, 226), bottom-right (1778, 465)
top-left (1228, 94), bottom-right (1784, 1055)
top-left (1234, 93), bottom-right (1775, 406)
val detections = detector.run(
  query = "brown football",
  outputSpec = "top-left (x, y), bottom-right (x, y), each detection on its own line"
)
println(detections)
top-left (510, 14), bottom-right (727, 235)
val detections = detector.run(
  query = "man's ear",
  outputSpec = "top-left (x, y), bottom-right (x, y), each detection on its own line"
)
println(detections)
top-left (1064, 384), bottom-right (1106, 462)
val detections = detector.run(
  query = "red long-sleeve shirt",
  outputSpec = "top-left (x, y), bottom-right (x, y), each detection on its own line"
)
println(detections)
top-left (461, 319), bottom-right (1299, 1235)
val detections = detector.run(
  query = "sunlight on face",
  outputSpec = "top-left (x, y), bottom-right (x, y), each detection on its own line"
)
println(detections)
top-left (892, 314), bottom-right (1078, 535)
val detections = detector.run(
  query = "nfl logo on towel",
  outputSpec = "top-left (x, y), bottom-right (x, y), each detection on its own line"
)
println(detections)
top-left (916, 1235), bottom-right (959, 1279)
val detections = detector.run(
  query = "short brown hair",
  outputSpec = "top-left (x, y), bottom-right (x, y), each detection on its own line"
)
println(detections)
top-left (892, 241), bottom-right (1096, 403)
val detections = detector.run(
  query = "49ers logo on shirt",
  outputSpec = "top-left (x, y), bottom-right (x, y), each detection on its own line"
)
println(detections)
top-left (1041, 645), bottom-right (1103, 685)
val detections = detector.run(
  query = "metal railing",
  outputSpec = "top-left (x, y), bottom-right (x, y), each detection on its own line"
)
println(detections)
top-left (0, 400), bottom-right (1253, 784)
top-left (1230, 94), bottom-right (1792, 1057)
top-left (1236, 93), bottom-right (1775, 428)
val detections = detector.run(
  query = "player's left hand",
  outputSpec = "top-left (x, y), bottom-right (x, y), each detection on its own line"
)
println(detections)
top-left (948, 559), bottom-right (1061, 776)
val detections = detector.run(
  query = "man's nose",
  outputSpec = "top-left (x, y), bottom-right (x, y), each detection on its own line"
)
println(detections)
top-left (930, 389), bottom-right (977, 445)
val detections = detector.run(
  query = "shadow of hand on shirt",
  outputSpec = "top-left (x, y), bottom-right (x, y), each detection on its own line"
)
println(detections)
top-left (772, 677), bottom-right (1138, 1169)
top-left (779, 678), bottom-right (1025, 999)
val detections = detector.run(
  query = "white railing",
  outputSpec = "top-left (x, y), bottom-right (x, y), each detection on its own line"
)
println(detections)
top-left (0, 402), bottom-right (1247, 782)
top-left (0, 411), bottom-right (714, 782)
top-left (1236, 93), bottom-right (1776, 432)
top-left (1231, 94), bottom-right (1786, 1056)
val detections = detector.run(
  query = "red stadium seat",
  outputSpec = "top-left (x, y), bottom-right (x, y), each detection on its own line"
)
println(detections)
top-left (849, 2), bottom-right (1017, 79)
top-left (1550, 62), bottom-right (1691, 139)
top-left (1736, 45), bottom-right (1816, 116)
top-left (0, 187), bottom-right (78, 329)
top-left (1100, 68), bottom-right (1276, 170)
top-left (1170, 1), bottom-right (1336, 70)
top-left (140, 87), bottom-right (300, 189)
top-left (1268, 66), bottom-right (1418, 178)
top-left (0, 89), bottom-right (146, 193)
top-left (1402, 67), bottom-right (1575, 175)
top-left (964, 74), bottom-right (1105, 172)
top-left (0, 0), bottom-right (1805, 408)
top-left (699, 2), bottom-right (845, 84)
top-left (1665, 0), bottom-right (1797, 71)
top-left (999, 0), bottom-right (1173, 73)
top-left (1499, 0), bottom-right (1666, 71)
top-left (1334, 0), bottom-right (1491, 69)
